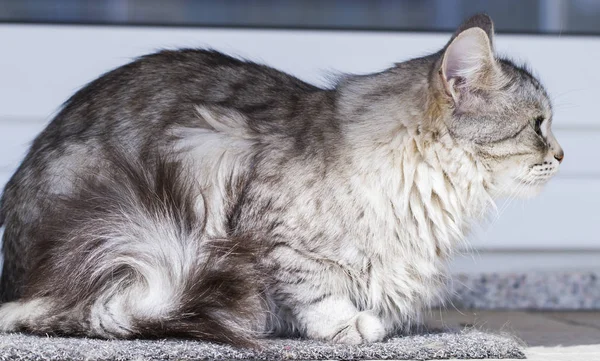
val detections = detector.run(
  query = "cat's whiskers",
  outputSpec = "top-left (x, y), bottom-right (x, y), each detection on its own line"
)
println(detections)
top-left (483, 168), bottom-right (532, 233)
top-left (495, 184), bottom-right (523, 220)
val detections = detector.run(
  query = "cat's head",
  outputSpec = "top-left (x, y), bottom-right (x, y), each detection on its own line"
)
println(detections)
top-left (432, 14), bottom-right (563, 198)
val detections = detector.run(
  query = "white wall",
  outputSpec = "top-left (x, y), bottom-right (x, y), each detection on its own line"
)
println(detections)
top-left (0, 24), bottom-right (598, 271)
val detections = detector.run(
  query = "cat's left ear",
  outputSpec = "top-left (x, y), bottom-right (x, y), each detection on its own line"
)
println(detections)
top-left (440, 14), bottom-right (498, 103)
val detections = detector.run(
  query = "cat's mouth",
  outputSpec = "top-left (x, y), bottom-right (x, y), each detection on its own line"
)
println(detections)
top-left (516, 165), bottom-right (558, 187)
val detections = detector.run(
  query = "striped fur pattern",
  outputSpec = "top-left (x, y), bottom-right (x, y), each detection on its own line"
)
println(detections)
top-left (0, 15), bottom-right (562, 345)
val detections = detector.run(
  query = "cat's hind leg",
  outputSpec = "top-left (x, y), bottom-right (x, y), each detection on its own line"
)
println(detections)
top-left (0, 222), bottom-right (267, 345)
top-left (0, 296), bottom-right (133, 338)
top-left (0, 298), bottom-right (54, 333)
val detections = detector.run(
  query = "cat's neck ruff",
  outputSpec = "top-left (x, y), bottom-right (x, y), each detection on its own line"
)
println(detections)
top-left (337, 70), bottom-right (496, 259)
top-left (343, 119), bottom-right (495, 260)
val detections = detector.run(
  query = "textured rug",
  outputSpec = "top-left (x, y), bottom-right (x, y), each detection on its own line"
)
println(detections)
top-left (0, 329), bottom-right (524, 360)
top-left (451, 271), bottom-right (600, 309)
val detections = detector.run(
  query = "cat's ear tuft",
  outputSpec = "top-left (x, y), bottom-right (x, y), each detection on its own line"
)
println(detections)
top-left (451, 13), bottom-right (495, 47)
top-left (440, 27), bottom-right (495, 103)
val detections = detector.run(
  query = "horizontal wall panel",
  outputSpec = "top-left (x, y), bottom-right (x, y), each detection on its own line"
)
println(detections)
top-left (0, 25), bottom-right (599, 128)
top-left (553, 129), bottom-right (600, 177)
top-left (0, 172), bottom-right (10, 193)
top-left (468, 178), bottom-right (600, 250)
top-left (0, 25), bottom-right (599, 256)
top-left (0, 120), bottom-right (47, 171)
top-left (451, 250), bottom-right (600, 274)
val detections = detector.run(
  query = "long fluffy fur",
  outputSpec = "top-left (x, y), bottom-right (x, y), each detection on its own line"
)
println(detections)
top-left (0, 155), bottom-right (267, 346)
top-left (0, 14), bottom-right (562, 346)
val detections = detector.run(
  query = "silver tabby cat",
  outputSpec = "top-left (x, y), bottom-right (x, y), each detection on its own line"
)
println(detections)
top-left (0, 15), bottom-right (563, 345)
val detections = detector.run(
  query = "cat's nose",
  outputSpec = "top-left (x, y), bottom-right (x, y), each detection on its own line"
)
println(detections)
top-left (554, 150), bottom-right (564, 163)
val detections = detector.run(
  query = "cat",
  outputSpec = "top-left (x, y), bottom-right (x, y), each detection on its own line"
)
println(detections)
top-left (0, 14), bottom-right (563, 346)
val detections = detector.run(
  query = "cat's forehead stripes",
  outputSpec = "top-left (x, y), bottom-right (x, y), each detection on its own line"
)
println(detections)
top-left (498, 58), bottom-right (553, 115)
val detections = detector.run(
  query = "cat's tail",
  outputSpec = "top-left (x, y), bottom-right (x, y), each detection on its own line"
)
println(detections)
top-left (0, 155), bottom-right (267, 347)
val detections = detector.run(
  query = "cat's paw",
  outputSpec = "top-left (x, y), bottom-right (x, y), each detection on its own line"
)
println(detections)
top-left (331, 311), bottom-right (386, 344)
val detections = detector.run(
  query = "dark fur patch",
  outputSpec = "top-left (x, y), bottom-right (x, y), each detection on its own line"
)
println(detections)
top-left (21, 153), bottom-right (266, 347)
top-left (135, 238), bottom-right (266, 346)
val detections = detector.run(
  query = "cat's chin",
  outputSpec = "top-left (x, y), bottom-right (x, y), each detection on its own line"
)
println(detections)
top-left (513, 179), bottom-right (547, 198)
top-left (492, 176), bottom-right (547, 199)
top-left (495, 178), bottom-right (547, 199)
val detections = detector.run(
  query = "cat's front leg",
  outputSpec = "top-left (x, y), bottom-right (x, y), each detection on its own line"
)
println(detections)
top-left (296, 296), bottom-right (386, 344)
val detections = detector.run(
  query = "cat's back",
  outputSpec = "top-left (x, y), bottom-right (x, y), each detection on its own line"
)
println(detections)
top-left (50, 49), bottom-right (322, 135)
top-left (0, 49), bottom-right (328, 301)
top-left (8, 48), bottom-right (326, 178)
top-left (2, 48), bottom-right (326, 215)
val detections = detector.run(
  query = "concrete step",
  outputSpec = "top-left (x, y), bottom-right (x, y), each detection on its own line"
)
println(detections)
top-left (427, 309), bottom-right (600, 360)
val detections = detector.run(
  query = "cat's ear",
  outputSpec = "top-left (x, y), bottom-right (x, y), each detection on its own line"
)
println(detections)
top-left (449, 13), bottom-right (495, 48)
top-left (440, 14), bottom-right (497, 103)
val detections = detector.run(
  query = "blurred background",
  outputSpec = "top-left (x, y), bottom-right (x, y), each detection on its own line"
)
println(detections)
top-left (3, 0), bottom-right (600, 34)
top-left (0, 0), bottom-right (598, 276)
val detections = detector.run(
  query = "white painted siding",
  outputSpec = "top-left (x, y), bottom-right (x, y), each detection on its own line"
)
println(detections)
top-left (0, 120), bottom-right (47, 173)
top-left (0, 25), bottom-right (598, 271)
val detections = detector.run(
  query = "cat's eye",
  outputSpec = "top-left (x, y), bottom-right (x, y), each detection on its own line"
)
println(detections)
top-left (533, 116), bottom-right (545, 136)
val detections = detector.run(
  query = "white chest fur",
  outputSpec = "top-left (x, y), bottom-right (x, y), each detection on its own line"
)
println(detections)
top-left (336, 131), bottom-right (493, 329)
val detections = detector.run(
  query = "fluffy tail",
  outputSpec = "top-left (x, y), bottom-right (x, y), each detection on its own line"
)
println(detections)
top-left (0, 155), bottom-right (266, 346)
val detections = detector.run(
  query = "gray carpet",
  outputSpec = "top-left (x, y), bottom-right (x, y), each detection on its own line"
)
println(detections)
top-left (0, 329), bottom-right (524, 360)
top-left (451, 271), bottom-right (600, 309)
